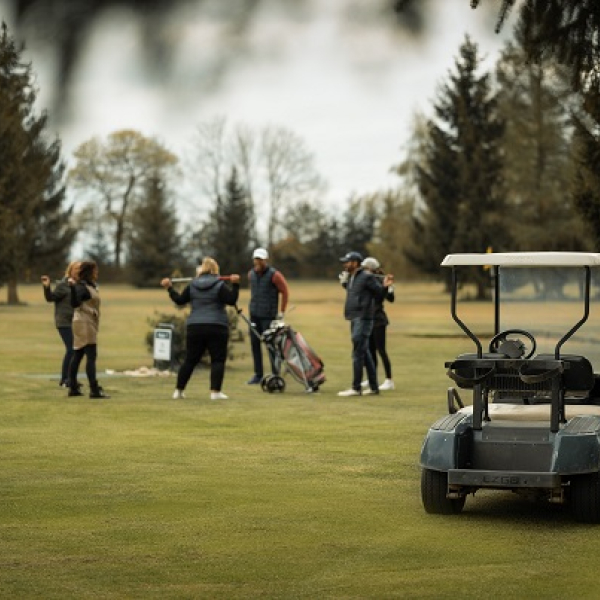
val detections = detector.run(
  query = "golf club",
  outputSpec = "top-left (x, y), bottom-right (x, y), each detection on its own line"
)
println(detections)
top-left (169, 276), bottom-right (233, 283)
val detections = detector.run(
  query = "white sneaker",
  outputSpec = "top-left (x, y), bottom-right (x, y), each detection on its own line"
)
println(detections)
top-left (360, 380), bottom-right (369, 389)
top-left (379, 379), bottom-right (395, 391)
top-left (363, 388), bottom-right (380, 396)
top-left (337, 388), bottom-right (361, 397)
top-left (172, 389), bottom-right (185, 399)
top-left (210, 392), bottom-right (228, 400)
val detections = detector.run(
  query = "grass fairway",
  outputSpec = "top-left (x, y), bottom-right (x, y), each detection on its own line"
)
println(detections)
top-left (1, 281), bottom-right (599, 599)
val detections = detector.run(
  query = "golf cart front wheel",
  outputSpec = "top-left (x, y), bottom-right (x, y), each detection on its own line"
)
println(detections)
top-left (421, 468), bottom-right (465, 515)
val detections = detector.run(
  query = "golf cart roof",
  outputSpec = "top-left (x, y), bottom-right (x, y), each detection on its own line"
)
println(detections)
top-left (441, 252), bottom-right (600, 267)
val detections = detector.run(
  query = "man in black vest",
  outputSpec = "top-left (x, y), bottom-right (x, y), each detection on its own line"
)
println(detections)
top-left (338, 251), bottom-right (394, 396)
top-left (247, 248), bottom-right (290, 384)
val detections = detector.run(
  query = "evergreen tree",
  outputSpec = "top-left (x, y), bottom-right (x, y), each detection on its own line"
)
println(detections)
top-left (572, 96), bottom-right (600, 251)
top-left (304, 214), bottom-right (345, 279)
top-left (0, 21), bottom-right (75, 304)
top-left (496, 29), bottom-right (591, 252)
top-left (202, 167), bottom-right (256, 277)
top-left (409, 36), bottom-right (508, 298)
top-left (273, 201), bottom-right (329, 277)
top-left (483, 1), bottom-right (600, 94)
top-left (340, 195), bottom-right (377, 259)
top-left (128, 174), bottom-right (181, 287)
top-left (366, 190), bottom-right (419, 279)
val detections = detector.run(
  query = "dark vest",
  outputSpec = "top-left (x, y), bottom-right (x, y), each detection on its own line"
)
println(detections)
top-left (249, 267), bottom-right (279, 319)
top-left (187, 276), bottom-right (228, 327)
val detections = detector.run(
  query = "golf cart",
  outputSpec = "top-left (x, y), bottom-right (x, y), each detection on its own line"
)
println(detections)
top-left (420, 252), bottom-right (600, 522)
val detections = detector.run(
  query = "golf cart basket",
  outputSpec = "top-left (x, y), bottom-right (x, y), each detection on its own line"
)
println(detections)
top-left (238, 309), bottom-right (326, 393)
top-left (420, 252), bottom-right (600, 523)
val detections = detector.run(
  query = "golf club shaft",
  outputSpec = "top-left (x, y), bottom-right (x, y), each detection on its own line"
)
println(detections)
top-left (170, 276), bottom-right (232, 283)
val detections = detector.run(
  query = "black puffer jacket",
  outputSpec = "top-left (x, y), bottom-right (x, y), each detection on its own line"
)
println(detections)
top-left (343, 269), bottom-right (385, 320)
top-left (374, 286), bottom-right (395, 327)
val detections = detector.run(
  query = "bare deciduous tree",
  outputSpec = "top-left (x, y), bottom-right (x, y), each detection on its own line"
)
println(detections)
top-left (189, 117), bottom-right (325, 251)
top-left (69, 129), bottom-right (178, 268)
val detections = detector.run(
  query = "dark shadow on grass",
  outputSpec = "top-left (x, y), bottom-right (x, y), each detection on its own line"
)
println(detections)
top-left (459, 491), bottom-right (583, 527)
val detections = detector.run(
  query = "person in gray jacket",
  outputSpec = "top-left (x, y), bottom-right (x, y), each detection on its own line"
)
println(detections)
top-left (41, 261), bottom-right (80, 388)
top-left (161, 257), bottom-right (240, 400)
top-left (337, 251), bottom-right (394, 397)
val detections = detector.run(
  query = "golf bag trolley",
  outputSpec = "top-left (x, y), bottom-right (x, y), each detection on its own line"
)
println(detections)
top-left (237, 308), bottom-right (326, 393)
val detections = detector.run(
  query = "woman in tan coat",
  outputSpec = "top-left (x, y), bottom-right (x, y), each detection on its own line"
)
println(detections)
top-left (67, 261), bottom-right (109, 399)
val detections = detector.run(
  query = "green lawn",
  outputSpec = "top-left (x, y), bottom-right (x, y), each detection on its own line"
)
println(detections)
top-left (1, 281), bottom-right (599, 599)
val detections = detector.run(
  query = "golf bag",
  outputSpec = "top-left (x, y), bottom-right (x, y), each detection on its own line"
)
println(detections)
top-left (238, 309), bottom-right (326, 393)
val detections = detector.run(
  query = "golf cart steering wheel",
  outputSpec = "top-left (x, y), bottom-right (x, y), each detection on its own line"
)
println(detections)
top-left (488, 329), bottom-right (537, 359)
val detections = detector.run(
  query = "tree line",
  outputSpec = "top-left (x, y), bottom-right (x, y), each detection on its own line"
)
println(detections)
top-left (1, 1), bottom-right (600, 303)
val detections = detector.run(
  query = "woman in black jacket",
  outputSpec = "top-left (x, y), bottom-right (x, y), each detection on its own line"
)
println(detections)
top-left (161, 257), bottom-right (240, 401)
top-left (361, 257), bottom-right (395, 391)
top-left (41, 261), bottom-right (79, 388)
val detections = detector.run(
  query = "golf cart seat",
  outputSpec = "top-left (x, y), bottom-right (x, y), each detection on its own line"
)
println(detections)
top-left (447, 352), bottom-right (571, 405)
top-left (532, 354), bottom-right (595, 401)
top-left (446, 353), bottom-right (507, 390)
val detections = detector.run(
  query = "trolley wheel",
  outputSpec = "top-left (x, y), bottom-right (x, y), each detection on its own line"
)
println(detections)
top-left (261, 375), bottom-right (272, 392)
top-left (266, 375), bottom-right (286, 393)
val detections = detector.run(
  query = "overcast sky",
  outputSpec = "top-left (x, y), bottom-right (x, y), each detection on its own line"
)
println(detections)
top-left (2, 0), bottom-right (515, 211)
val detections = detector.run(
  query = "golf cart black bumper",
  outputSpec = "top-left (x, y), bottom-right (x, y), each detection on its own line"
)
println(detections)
top-left (448, 469), bottom-right (561, 489)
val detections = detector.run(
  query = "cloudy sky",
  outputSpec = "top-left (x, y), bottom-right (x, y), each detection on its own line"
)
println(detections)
top-left (2, 0), bottom-right (515, 210)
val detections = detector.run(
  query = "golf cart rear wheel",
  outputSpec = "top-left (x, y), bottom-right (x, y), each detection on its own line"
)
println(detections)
top-left (570, 472), bottom-right (600, 523)
top-left (421, 469), bottom-right (465, 515)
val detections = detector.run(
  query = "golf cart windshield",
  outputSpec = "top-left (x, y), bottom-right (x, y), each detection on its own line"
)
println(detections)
top-left (442, 252), bottom-right (600, 372)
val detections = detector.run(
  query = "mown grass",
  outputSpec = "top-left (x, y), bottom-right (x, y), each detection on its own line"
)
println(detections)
top-left (1, 281), bottom-right (599, 599)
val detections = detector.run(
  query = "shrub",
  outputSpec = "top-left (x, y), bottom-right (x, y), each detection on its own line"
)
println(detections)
top-left (146, 308), bottom-right (245, 370)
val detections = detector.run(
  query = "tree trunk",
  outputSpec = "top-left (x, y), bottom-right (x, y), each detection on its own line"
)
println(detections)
top-left (7, 279), bottom-right (20, 305)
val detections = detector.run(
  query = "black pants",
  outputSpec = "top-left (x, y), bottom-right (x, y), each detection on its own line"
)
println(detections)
top-left (69, 344), bottom-right (97, 386)
top-left (369, 325), bottom-right (392, 379)
top-left (177, 324), bottom-right (229, 391)
top-left (249, 316), bottom-right (277, 378)
top-left (57, 326), bottom-right (74, 383)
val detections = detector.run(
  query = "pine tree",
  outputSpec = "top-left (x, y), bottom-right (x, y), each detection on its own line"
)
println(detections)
top-left (572, 94), bottom-right (600, 251)
top-left (409, 36), bottom-right (508, 298)
top-left (202, 167), bottom-right (256, 277)
top-left (496, 28), bottom-right (591, 252)
top-left (0, 21), bottom-right (76, 303)
top-left (340, 195), bottom-right (377, 259)
top-left (304, 215), bottom-right (345, 279)
top-left (128, 174), bottom-right (181, 287)
top-left (366, 190), bottom-right (419, 279)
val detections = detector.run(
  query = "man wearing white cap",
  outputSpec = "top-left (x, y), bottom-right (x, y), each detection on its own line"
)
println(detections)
top-left (247, 248), bottom-right (290, 384)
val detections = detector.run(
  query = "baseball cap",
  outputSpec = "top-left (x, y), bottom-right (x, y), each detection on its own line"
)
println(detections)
top-left (339, 251), bottom-right (363, 263)
top-left (253, 248), bottom-right (269, 260)
top-left (361, 257), bottom-right (380, 270)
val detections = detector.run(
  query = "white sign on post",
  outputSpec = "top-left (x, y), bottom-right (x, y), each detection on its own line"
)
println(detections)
top-left (153, 328), bottom-right (173, 361)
